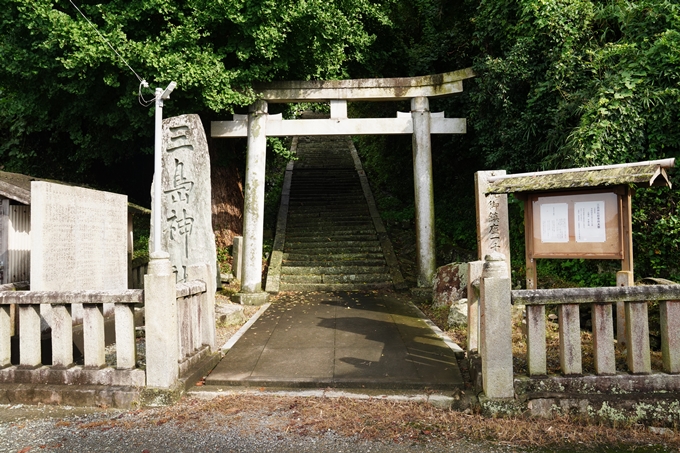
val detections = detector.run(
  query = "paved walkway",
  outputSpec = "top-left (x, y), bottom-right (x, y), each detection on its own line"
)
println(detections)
top-left (207, 291), bottom-right (464, 390)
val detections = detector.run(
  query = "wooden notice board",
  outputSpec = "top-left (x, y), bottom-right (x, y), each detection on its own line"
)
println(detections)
top-left (526, 188), bottom-right (624, 259)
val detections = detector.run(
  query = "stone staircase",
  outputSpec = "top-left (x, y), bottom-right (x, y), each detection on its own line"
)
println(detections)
top-left (268, 134), bottom-right (403, 292)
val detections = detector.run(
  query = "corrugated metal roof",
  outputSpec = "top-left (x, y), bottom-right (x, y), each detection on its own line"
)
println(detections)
top-left (486, 161), bottom-right (673, 195)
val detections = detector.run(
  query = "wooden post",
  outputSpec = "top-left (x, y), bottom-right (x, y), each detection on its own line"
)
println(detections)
top-left (523, 196), bottom-right (537, 290)
top-left (618, 186), bottom-right (634, 345)
top-left (523, 196), bottom-right (546, 376)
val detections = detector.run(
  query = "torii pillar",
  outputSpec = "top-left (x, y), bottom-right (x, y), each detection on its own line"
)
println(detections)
top-left (411, 96), bottom-right (436, 287)
top-left (231, 100), bottom-right (270, 306)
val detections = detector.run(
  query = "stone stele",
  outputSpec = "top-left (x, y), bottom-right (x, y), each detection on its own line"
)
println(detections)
top-left (30, 181), bottom-right (128, 326)
top-left (31, 181), bottom-right (128, 291)
top-left (151, 114), bottom-right (217, 284)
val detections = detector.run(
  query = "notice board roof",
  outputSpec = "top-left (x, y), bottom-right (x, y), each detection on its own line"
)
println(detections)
top-left (485, 159), bottom-right (675, 195)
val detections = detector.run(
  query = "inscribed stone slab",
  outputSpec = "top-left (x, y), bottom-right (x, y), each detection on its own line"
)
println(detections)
top-left (30, 182), bottom-right (127, 327)
top-left (150, 114), bottom-right (217, 283)
top-left (30, 181), bottom-right (127, 291)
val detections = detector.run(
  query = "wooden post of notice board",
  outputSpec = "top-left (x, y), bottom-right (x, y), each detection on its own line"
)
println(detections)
top-left (617, 186), bottom-right (634, 345)
top-left (523, 195), bottom-right (537, 291)
top-left (522, 194), bottom-right (547, 376)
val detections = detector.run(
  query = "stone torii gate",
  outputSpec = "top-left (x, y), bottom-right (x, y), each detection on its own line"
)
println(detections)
top-left (212, 68), bottom-right (475, 305)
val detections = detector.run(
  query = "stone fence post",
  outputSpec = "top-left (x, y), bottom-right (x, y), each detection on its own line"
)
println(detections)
top-left (479, 252), bottom-right (514, 399)
top-left (187, 262), bottom-right (216, 351)
top-left (144, 252), bottom-right (179, 388)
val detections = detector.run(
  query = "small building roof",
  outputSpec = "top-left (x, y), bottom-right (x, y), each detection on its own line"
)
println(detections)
top-left (0, 170), bottom-right (48, 204)
top-left (485, 159), bottom-right (675, 195)
top-left (0, 170), bottom-right (150, 213)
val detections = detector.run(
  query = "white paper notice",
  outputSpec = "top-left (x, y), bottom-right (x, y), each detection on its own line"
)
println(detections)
top-left (540, 203), bottom-right (569, 243)
top-left (575, 200), bottom-right (606, 242)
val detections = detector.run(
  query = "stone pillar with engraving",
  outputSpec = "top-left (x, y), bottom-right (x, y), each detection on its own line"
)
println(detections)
top-left (150, 114), bottom-right (217, 287)
top-left (474, 171), bottom-right (511, 279)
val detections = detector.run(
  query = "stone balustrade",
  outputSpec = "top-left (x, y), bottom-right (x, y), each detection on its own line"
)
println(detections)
top-left (512, 284), bottom-right (680, 377)
top-left (0, 289), bottom-right (145, 386)
top-left (129, 256), bottom-right (149, 289)
top-left (474, 254), bottom-right (680, 401)
top-left (0, 274), bottom-right (213, 389)
top-left (175, 279), bottom-right (211, 377)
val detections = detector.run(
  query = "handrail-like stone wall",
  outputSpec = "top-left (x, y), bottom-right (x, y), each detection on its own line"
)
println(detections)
top-left (475, 254), bottom-right (680, 400)
top-left (0, 260), bottom-right (216, 393)
top-left (0, 288), bottom-right (145, 386)
top-left (512, 284), bottom-right (680, 377)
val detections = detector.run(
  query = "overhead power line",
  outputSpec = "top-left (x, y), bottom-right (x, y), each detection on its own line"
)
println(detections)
top-left (68, 0), bottom-right (155, 107)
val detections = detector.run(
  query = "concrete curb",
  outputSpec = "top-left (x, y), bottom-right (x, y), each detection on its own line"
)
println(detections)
top-left (347, 139), bottom-right (406, 290)
top-left (188, 386), bottom-right (455, 408)
top-left (265, 137), bottom-right (298, 293)
top-left (410, 302), bottom-right (466, 359)
top-left (0, 383), bottom-right (143, 409)
top-left (220, 303), bottom-right (271, 354)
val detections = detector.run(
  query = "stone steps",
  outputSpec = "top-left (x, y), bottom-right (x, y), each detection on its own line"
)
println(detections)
top-left (270, 135), bottom-right (397, 292)
top-left (278, 281), bottom-right (394, 292)
top-left (286, 241), bottom-right (381, 250)
top-left (281, 265), bottom-right (389, 275)
top-left (285, 234), bottom-right (378, 242)
top-left (281, 273), bottom-right (392, 284)
top-left (286, 220), bottom-right (374, 229)
top-left (282, 259), bottom-right (388, 267)
top-left (286, 229), bottom-right (377, 238)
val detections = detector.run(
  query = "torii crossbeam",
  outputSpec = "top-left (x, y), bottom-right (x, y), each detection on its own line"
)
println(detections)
top-left (212, 68), bottom-right (475, 305)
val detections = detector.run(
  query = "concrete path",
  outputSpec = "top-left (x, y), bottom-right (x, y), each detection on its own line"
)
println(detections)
top-left (207, 291), bottom-right (464, 390)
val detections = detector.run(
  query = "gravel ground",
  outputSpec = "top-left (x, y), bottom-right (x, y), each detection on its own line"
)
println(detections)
top-left (0, 401), bottom-right (521, 453)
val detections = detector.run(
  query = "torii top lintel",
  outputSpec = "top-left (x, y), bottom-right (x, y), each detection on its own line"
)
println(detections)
top-left (253, 67), bottom-right (475, 103)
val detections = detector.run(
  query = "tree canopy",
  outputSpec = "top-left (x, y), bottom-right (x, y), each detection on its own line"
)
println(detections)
top-left (0, 0), bottom-right (390, 181)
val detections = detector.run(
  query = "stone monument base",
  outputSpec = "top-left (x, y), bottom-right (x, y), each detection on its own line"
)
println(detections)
top-left (231, 291), bottom-right (269, 306)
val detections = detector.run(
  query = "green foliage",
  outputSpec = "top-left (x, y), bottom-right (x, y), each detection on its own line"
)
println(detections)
top-left (0, 0), bottom-right (391, 181)
top-left (216, 246), bottom-right (232, 275)
top-left (132, 213), bottom-right (150, 260)
top-left (632, 184), bottom-right (680, 281)
top-left (472, 0), bottom-right (680, 171)
top-left (3, 0), bottom-right (679, 286)
top-left (263, 137), bottom-right (291, 234)
top-left (267, 137), bottom-right (295, 161)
